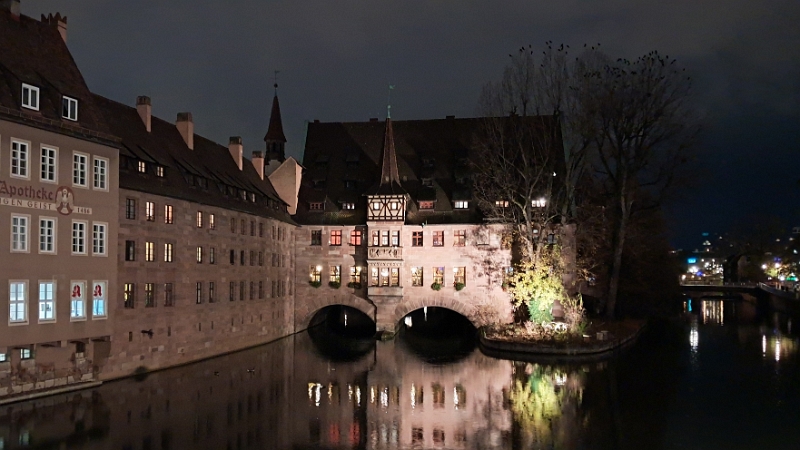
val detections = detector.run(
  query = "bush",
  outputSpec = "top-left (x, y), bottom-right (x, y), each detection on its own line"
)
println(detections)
top-left (346, 281), bottom-right (362, 289)
top-left (308, 280), bottom-right (321, 288)
top-left (328, 281), bottom-right (341, 289)
top-left (454, 282), bottom-right (466, 291)
top-left (430, 282), bottom-right (442, 291)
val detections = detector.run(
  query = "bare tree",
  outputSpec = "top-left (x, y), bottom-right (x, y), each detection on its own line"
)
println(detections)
top-left (581, 51), bottom-right (698, 318)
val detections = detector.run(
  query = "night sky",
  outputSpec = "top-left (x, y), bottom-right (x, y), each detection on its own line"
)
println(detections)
top-left (24, 0), bottom-right (800, 249)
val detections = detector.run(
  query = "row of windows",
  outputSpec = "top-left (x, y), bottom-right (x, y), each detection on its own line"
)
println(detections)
top-left (123, 240), bottom-right (287, 267)
top-left (310, 229), bottom-right (472, 247)
top-left (124, 199), bottom-right (289, 241)
top-left (20, 82), bottom-right (79, 121)
top-left (122, 279), bottom-right (289, 308)
top-left (10, 215), bottom-right (107, 256)
top-left (308, 265), bottom-right (466, 287)
top-left (4, 139), bottom-right (108, 189)
top-left (8, 280), bottom-right (107, 325)
top-left (308, 200), bottom-right (470, 212)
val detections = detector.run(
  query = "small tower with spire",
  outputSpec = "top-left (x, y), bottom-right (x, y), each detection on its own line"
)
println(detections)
top-left (366, 85), bottom-right (406, 221)
top-left (264, 75), bottom-right (286, 171)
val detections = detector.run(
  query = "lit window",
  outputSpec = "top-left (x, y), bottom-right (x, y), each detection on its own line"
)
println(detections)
top-left (532, 198), bottom-right (547, 208)
top-left (349, 266), bottom-right (363, 285)
top-left (454, 200), bottom-right (469, 209)
top-left (412, 231), bottom-right (423, 247)
top-left (156, 166), bottom-right (164, 177)
top-left (145, 283), bottom-right (155, 307)
top-left (70, 281), bottom-right (86, 320)
top-left (9, 281), bottom-right (27, 323)
top-left (92, 223), bottom-right (107, 255)
top-left (123, 283), bottom-right (135, 308)
top-left (39, 281), bottom-right (55, 321)
top-left (196, 282), bottom-right (203, 304)
top-left (71, 221), bottom-right (86, 254)
top-left (20, 348), bottom-right (32, 360)
top-left (41, 147), bottom-right (57, 182)
top-left (419, 201), bottom-right (434, 210)
top-left (145, 201), bottom-right (155, 221)
top-left (371, 202), bottom-right (381, 210)
top-left (433, 267), bottom-right (444, 285)
top-left (196, 211), bottom-right (203, 228)
top-left (10, 140), bottom-right (29, 178)
top-left (309, 266), bottom-right (321, 283)
top-left (343, 202), bottom-right (355, 210)
top-left (145, 241), bottom-right (154, 262)
top-left (164, 205), bottom-right (173, 224)
top-left (391, 230), bottom-right (400, 246)
top-left (454, 267), bottom-right (466, 286)
top-left (39, 218), bottom-right (55, 253)
top-left (432, 231), bottom-right (444, 247)
top-left (92, 281), bottom-right (107, 317)
top-left (330, 265), bottom-right (341, 284)
top-left (93, 157), bottom-right (108, 190)
top-left (62, 96), bottom-right (78, 121)
top-left (495, 200), bottom-right (509, 208)
top-left (371, 230), bottom-right (380, 246)
top-left (11, 215), bottom-right (29, 252)
top-left (209, 214), bottom-right (215, 230)
top-left (454, 230), bottom-right (466, 247)
top-left (164, 243), bottom-right (173, 262)
top-left (330, 230), bottom-right (342, 246)
top-left (138, 161), bottom-right (146, 173)
top-left (73, 152), bottom-right (88, 186)
top-left (411, 267), bottom-right (423, 286)
top-left (309, 202), bottom-right (324, 211)
top-left (350, 230), bottom-right (362, 246)
top-left (22, 83), bottom-right (39, 110)
top-left (196, 246), bottom-right (203, 263)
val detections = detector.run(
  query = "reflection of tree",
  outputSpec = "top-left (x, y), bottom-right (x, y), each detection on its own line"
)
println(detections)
top-left (508, 363), bottom-right (585, 448)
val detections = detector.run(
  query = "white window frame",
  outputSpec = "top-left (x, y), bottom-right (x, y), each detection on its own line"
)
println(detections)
top-left (91, 280), bottom-right (107, 319)
top-left (93, 156), bottom-right (108, 191)
top-left (145, 201), bottom-right (155, 221)
top-left (10, 139), bottom-right (30, 179)
top-left (72, 152), bottom-right (88, 187)
top-left (39, 216), bottom-right (56, 254)
top-left (38, 280), bottom-right (56, 323)
top-left (62, 95), bottom-right (78, 121)
top-left (40, 145), bottom-right (58, 183)
top-left (164, 242), bottom-right (173, 262)
top-left (138, 161), bottom-right (146, 173)
top-left (71, 220), bottom-right (87, 255)
top-left (92, 222), bottom-right (107, 256)
top-left (145, 241), bottom-right (155, 262)
top-left (70, 280), bottom-right (87, 321)
top-left (21, 83), bottom-right (39, 111)
top-left (11, 214), bottom-right (29, 253)
top-left (9, 280), bottom-right (28, 325)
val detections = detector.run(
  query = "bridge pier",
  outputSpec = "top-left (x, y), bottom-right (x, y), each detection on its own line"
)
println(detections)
top-left (373, 297), bottom-right (401, 340)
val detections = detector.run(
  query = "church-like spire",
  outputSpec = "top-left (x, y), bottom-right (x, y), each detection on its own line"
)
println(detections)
top-left (264, 81), bottom-right (286, 162)
top-left (379, 117), bottom-right (401, 188)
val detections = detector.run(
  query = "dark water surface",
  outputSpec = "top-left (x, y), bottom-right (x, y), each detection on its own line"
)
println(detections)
top-left (1, 300), bottom-right (799, 449)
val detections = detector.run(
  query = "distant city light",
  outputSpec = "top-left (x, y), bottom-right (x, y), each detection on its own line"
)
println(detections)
top-left (687, 257), bottom-right (697, 264)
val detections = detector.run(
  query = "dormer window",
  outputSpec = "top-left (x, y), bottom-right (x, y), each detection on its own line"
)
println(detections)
top-left (250, 193), bottom-right (256, 203)
top-left (419, 201), bottom-right (434, 210)
top-left (454, 200), bottom-right (469, 209)
top-left (531, 198), bottom-right (547, 208)
top-left (495, 200), bottom-right (509, 208)
top-left (21, 83), bottom-right (39, 111)
top-left (138, 161), bottom-right (146, 173)
top-left (156, 166), bottom-right (164, 177)
top-left (343, 202), bottom-right (355, 210)
top-left (240, 190), bottom-right (247, 201)
top-left (62, 96), bottom-right (78, 121)
top-left (309, 202), bottom-right (324, 211)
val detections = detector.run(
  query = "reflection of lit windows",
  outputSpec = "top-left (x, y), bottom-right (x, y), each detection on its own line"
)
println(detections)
top-left (432, 383), bottom-right (445, 408)
top-left (410, 383), bottom-right (423, 408)
top-left (455, 429), bottom-right (467, 444)
top-left (454, 384), bottom-right (466, 409)
top-left (412, 427), bottom-right (424, 445)
top-left (433, 428), bottom-right (445, 446)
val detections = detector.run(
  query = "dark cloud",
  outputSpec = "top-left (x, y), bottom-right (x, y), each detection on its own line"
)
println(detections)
top-left (24, 0), bottom-right (800, 247)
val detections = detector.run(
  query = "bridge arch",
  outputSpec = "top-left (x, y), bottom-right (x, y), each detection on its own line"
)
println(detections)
top-left (295, 292), bottom-right (375, 332)
top-left (392, 296), bottom-right (500, 329)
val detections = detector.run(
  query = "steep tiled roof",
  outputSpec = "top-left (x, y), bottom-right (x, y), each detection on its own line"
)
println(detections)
top-left (297, 116), bottom-right (561, 225)
top-left (0, 9), bottom-right (114, 144)
top-left (93, 94), bottom-right (294, 223)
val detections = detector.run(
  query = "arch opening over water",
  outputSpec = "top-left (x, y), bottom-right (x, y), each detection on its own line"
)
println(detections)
top-left (398, 307), bottom-right (478, 363)
top-left (307, 305), bottom-right (376, 362)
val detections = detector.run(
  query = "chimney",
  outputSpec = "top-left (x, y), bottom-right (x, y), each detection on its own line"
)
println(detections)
top-left (2, 0), bottom-right (20, 18)
top-left (251, 151), bottom-right (265, 180)
top-left (41, 13), bottom-right (68, 43)
top-left (176, 112), bottom-right (193, 150)
top-left (136, 96), bottom-right (151, 132)
top-left (228, 137), bottom-right (243, 170)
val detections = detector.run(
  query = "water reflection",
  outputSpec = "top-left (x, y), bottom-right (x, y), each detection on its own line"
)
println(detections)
top-left (3, 302), bottom-right (800, 449)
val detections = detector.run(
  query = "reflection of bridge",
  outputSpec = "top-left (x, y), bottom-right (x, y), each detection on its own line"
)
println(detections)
top-left (680, 283), bottom-right (758, 294)
top-left (681, 283), bottom-right (800, 315)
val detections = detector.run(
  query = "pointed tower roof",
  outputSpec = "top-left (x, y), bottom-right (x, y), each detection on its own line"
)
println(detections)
top-left (264, 88), bottom-right (286, 143)
top-left (366, 117), bottom-right (405, 195)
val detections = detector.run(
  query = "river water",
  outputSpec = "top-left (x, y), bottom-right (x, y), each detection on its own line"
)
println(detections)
top-left (1, 299), bottom-right (799, 449)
